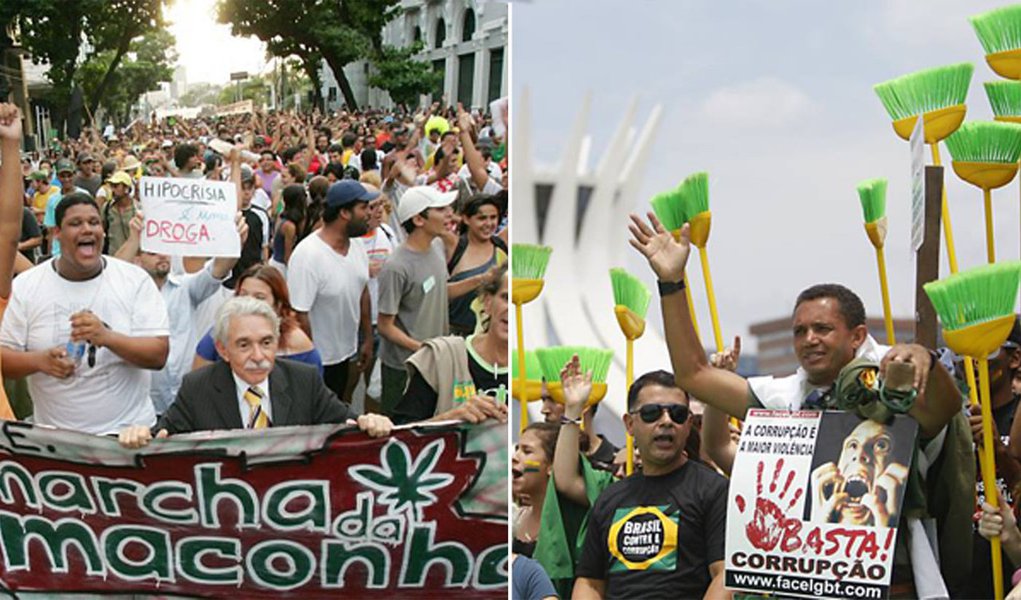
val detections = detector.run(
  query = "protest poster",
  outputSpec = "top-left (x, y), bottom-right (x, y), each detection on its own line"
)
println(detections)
top-left (0, 420), bottom-right (507, 598)
top-left (138, 176), bottom-right (241, 257)
top-left (725, 409), bottom-right (917, 599)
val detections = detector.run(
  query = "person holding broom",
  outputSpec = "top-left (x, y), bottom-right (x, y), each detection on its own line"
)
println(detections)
top-left (627, 212), bottom-right (972, 598)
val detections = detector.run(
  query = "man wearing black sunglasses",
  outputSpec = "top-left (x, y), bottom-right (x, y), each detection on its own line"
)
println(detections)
top-left (574, 370), bottom-right (728, 600)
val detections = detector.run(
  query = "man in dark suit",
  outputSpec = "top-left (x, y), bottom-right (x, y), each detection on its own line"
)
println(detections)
top-left (119, 296), bottom-right (392, 447)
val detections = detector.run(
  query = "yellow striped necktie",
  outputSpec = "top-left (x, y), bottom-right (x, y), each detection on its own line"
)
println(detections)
top-left (243, 386), bottom-right (269, 429)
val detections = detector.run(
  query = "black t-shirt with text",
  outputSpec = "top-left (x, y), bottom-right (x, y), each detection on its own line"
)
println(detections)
top-left (576, 459), bottom-right (728, 599)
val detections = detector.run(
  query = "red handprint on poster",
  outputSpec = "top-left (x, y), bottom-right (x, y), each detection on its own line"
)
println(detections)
top-left (735, 458), bottom-right (804, 552)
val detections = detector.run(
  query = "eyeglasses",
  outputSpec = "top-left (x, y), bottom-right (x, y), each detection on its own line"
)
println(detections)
top-left (631, 403), bottom-right (690, 424)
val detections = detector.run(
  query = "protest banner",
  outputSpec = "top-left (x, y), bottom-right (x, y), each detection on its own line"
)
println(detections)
top-left (213, 100), bottom-right (255, 117)
top-left (725, 409), bottom-right (917, 599)
top-left (0, 420), bottom-right (507, 598)
top-left (138, 176), bottom-right (241, 257)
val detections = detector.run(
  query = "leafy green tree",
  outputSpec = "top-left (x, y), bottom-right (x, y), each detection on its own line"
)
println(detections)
top-left (217, 0), bottom-right (400, 110)
top-left (84, 0), bottom-right (168, 118)
top-left (6, 0), bottom-right (172, 131)
top-left (75, 29), bottom-right (177, 125)
top-left (369, 43), bottom-right (442, 109)
top-left (12, 0), bottom-right (102, 110)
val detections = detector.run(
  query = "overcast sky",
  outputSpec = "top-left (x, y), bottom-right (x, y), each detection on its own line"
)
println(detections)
top-left (514, 0), bottom-right (1019, 353)
top-left (167, 0), bottom-right (268, 86)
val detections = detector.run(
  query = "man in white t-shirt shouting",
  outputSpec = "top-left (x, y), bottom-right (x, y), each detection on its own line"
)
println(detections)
top-left (288, 180), bottom-right (375, 402)
top-left (0, 193), bottom-right (170, 435)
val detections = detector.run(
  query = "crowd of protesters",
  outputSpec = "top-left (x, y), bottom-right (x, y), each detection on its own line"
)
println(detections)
top-left (0, 98), bottom-right (509, 448)
top-left (510, 211), bottom-right (1021, 599)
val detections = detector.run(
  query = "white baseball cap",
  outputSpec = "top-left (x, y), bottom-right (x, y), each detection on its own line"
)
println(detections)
top-left (397, 186), bottom-right (458, 225)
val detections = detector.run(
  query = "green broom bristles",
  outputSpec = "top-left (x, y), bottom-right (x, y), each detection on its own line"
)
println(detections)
top-left (874, 63), bottom-right (974, 121)
top-left (512, 350), bottom-right (544, 381)
top-left (945, 121), bottom-right (1021, 163)
top-left (535, 346), bottom-right (614, 384)
top-left (856, 178), bottom-right (887, 224)
top-left (609, 268), bottom-right (652, 319)
top-left (985, 81), bottom-right (1021, 117)
top-left (971, 5), bottom-right (1021, 55)
top-left (923, 261), bottom-right (1021, 331)
top-left (511, 244), bottom-right (552, 280)
top-left (650, 189), bottom-right (686, 232)
top-left (677, 171), bottom-right (710, 222)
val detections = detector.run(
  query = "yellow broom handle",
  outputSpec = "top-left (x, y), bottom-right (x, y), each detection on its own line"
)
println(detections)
top-left (515, 301), bottom-right (527, 434)
top-left (698, 248), bottom-right (725, 353)
top-left (979, 357), bottom-right (1005, 600)
top-left (626, 338), bottom-right (635, 476)
top-left (874, 248), bottom-right (895, 345)
top-left (930, 142), bottom-right (960, 274)
top-left (985, 188), bottom-right (996, 264)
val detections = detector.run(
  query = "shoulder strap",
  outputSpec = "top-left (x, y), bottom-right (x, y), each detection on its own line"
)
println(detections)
top-left (447, 234), bottom-right (469, 274)
top-left (491, 234), bottom-right (507, 253)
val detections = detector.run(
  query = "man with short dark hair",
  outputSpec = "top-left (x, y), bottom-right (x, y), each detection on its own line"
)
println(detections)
top-left (73, 153), bottom-right (101, 196)
top-left (100, 171), bottom-right (135, 256)
top-left (0, 193), bottom-right (170, 435)
top-left (377, 186), bottom-right (455, 415)
top-left (173, 143), bottom-right (202, 178)
top-left (288, 179), bottom-right (376, 401)
top-left (574, 370), bottom-right (728, 599)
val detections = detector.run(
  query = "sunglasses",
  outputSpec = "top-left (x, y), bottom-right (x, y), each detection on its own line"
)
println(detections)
top-left (631, 403), bottom-right (690, 424)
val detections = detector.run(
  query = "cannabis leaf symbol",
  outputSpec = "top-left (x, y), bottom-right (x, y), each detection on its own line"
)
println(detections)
top-left (350, 438), bottom-right (454, 520)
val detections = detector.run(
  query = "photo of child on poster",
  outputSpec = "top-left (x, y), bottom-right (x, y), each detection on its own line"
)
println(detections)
top-left (805, 413), bottom-right (917, 529)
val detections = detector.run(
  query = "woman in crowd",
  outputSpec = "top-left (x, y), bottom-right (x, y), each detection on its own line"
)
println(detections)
top-left (271, 162), bottom-right (306, 217)
top-left (268, 184), bottom-right (307, 276)
top-left (391, 265), bottom-right (507, 424)
top-left (192, 264), bottom-right (322, 374)
top-left (512, 422), bottom-right (560, 559)
top-left (446, 194), bottom-right (507, 336)
top-left (302, 175), bottom-right (329, 241)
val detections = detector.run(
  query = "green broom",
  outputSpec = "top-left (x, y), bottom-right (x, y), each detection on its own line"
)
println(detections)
top-left (650, 188), bottom-right (703, 339)
top-left (534, 346), bottom-right (614, 411)
top-left (986, 81), bottom-right (1021, 261)
top-left (857, 178), bottom-right (895, 345)
top-left (510, 349), bottom-right (544, 406)
top-left (874, 62), bottom-right (974, 275)
top-left (945, 120), bottom-right (1021, 263)
top-left (675, 172), bottom-right (726, 355)
top-left (511, 244), bottom-right (552, 433)
top-left (610, 268), bottom-right (652, 475)
top-left (924, 261), bottom-right (1021, 600)
top-left (971, 6), bottom-right (1021, 80)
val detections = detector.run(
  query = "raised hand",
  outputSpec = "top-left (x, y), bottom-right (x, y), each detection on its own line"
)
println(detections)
top-left (711, 336), bottom-right (742, 372)
top-left (559, 353), bottom-right (592, 415)
top-left (628, 212), bottom-right (690, 283)
top-left (0, 103), bottom-right (23, 141)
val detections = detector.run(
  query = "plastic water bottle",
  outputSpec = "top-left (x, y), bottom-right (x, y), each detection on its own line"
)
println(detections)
top-left (66, 341), bottom-right (86, 367)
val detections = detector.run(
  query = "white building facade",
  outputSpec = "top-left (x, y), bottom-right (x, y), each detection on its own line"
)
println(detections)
top-left (320, 0), bottom-right (507, 111)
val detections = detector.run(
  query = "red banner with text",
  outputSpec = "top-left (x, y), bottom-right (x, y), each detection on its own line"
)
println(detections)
top-left (0, 420), bottom-right (507, 598)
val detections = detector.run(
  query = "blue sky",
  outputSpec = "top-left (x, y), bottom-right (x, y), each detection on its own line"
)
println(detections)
top-left (514, 0), bottom-right (1019, 353)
